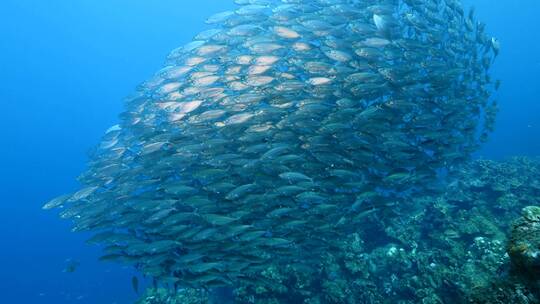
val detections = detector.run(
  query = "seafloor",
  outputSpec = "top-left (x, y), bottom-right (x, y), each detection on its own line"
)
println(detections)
top-left (135, 157), bottom-right (540, 304)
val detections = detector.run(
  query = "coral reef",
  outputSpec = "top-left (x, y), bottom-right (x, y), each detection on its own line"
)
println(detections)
top-left (136, 157), bottom-right (540, 303)
top-left (136, 288), bottom-right (208, 304)
top-left (509, 206), bottom-right (540, 278)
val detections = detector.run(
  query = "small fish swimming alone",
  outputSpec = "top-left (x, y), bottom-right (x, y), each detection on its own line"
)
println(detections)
top-left (62, 259), bottom-right (80, 273)
top-left (44, 0), bottom-right (498, 292)
top-left (132, 276), bottom-right (139, 295)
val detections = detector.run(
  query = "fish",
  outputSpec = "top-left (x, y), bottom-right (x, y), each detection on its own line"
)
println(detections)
top-left (491, 37), bottom-right (500, 56)
top-left (62, 259), bottom-right (80, 273)
top-left (131, 276), bottom-right (139, 294)
top-left (279, 172), bottom-right (313, 183)
top-left (273, 26), bottom-right (300, 39)
top-left (45, 0), bottom-right (498, 292)
top-left (225, 183), bottom-right (258, 200)
top-left (42, 194), bottom-right (71, 210)
top-left (203, 214), bottom-right (239, 226)
top-left (307, 77), bottom-right (333, 86)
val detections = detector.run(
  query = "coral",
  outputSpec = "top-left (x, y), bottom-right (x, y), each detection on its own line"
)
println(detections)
top-left (136, 288), bottom-right (208, 304)
top-left (509, 206), bottom-right (540, 278)
top-left (136, 158), bottom-right (540, 304)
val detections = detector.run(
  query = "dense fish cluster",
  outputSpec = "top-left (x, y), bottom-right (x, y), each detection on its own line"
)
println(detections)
top-left (45, 0), bottom-right (498, 290)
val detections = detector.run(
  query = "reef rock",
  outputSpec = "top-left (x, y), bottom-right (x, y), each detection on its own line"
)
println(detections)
top-left (508, 206), bottom-right (540, 278)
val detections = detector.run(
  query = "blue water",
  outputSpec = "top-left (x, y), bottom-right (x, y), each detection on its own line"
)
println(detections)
top-left (466, 0), bottom-right (540, 159)
top-left (0, 1), bottom-right (538, 303)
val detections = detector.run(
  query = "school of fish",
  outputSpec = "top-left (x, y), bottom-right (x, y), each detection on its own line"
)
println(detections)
top-left (44, 0), bottom-right (499, 290)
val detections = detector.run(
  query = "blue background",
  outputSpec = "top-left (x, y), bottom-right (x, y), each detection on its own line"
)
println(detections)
top-left (0, 1), bottom-right (538, 303)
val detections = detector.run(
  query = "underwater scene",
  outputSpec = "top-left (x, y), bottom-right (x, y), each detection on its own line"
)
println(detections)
top-left (1, 0), bottom-right (539, 303)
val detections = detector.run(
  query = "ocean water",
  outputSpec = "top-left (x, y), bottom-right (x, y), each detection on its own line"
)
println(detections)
top-left (0, 1), bottom-right (538, 304)
top-left (465, 0), bottom-right (540, 159)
